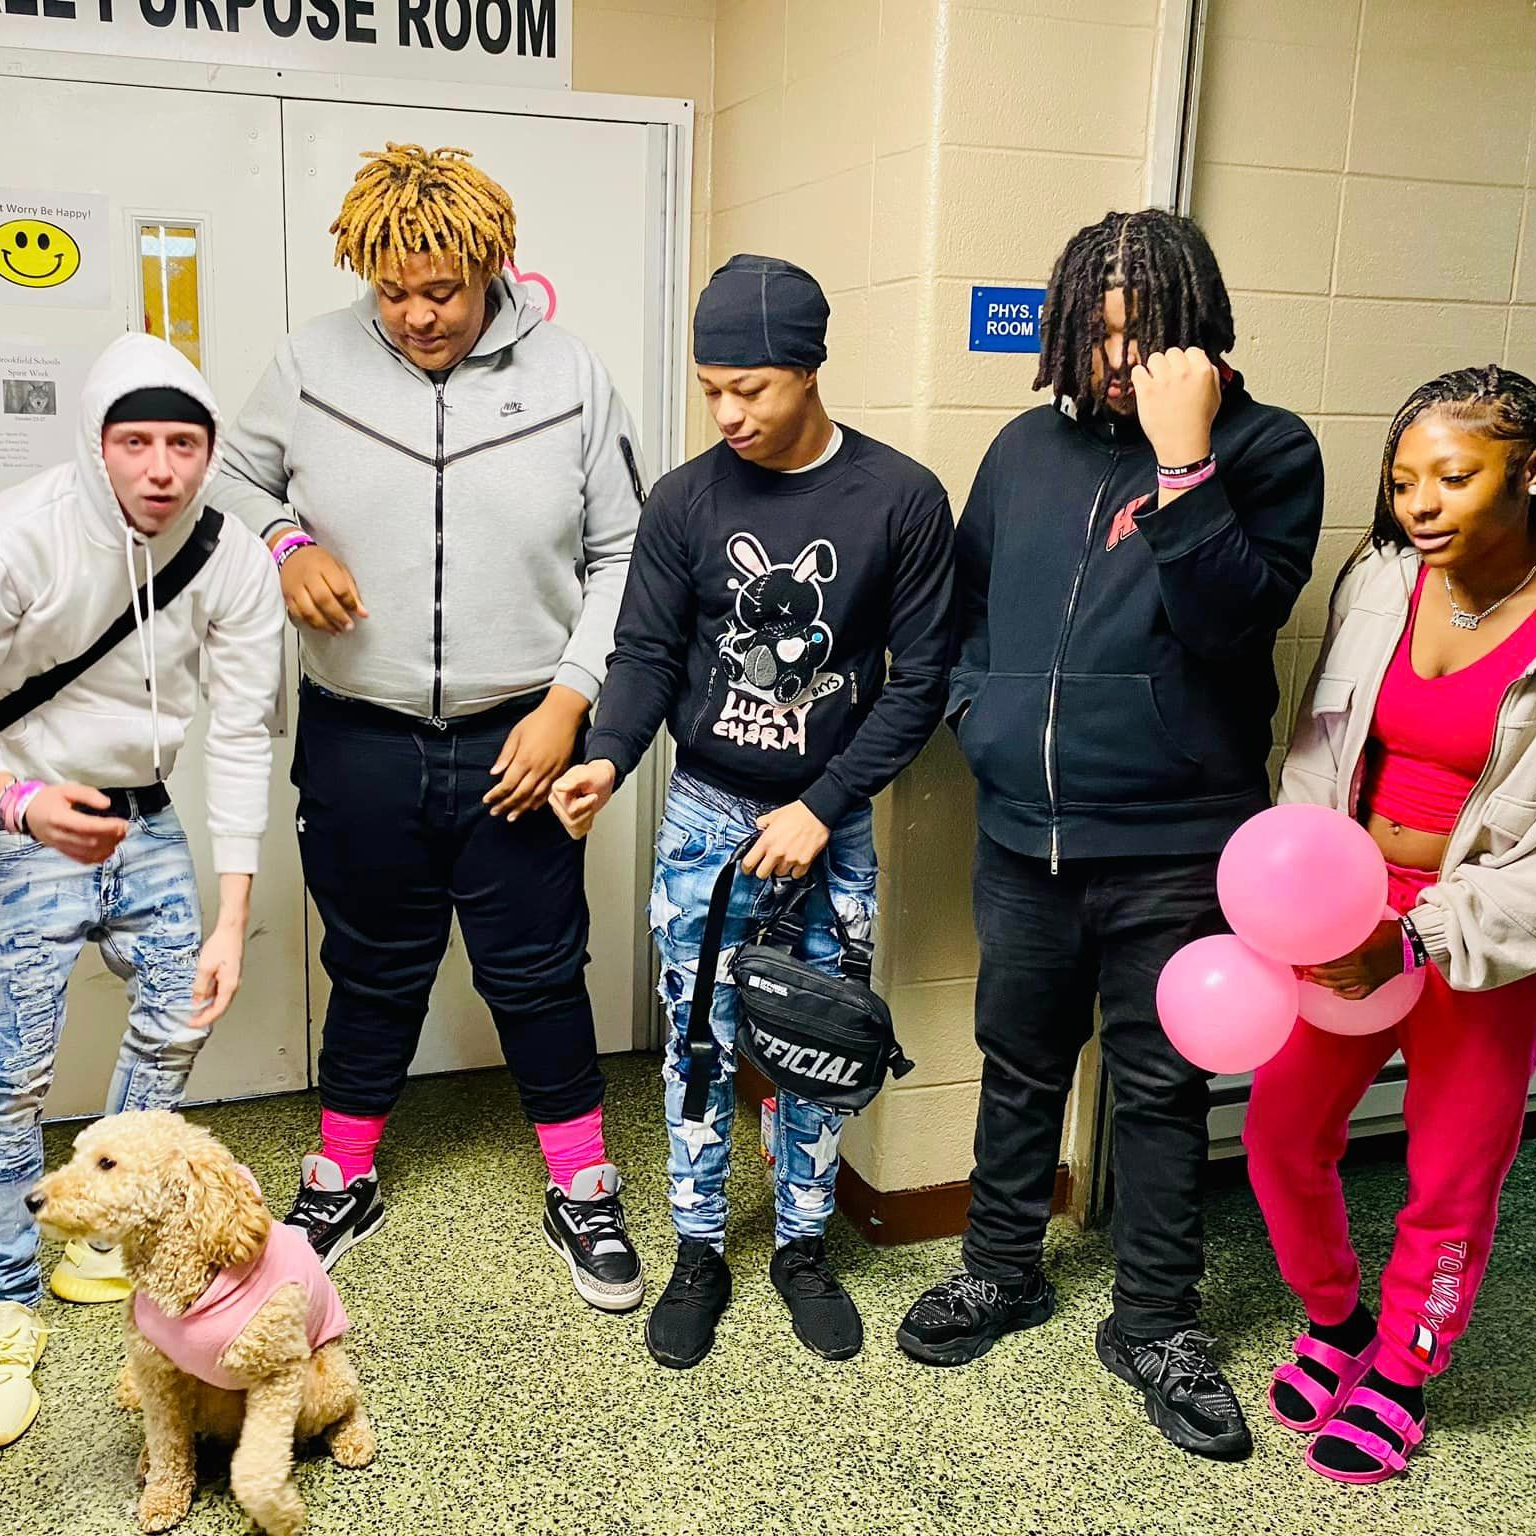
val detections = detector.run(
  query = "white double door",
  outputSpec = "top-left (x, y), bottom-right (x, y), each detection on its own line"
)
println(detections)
top-left (0, 72), bottom-right (666, 1117)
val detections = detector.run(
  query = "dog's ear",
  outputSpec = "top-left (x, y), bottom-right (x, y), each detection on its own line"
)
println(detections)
top-left (177, 1134), bottom-right (271, 1271)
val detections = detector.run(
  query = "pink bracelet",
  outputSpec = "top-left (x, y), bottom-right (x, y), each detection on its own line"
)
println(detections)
top-left (271, 532), bottom-right (316, 567)
top-left (1, 779), bottom-right (44, 836)
top-left (1157, 459), bottom-right (1217, 492)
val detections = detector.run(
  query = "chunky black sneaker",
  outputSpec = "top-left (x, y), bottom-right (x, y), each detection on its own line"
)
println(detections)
top-left (282, 1154), bottom-right (385, 1272)
top-left (896, 1267), bottom-right (1056, 1366)
top-left (771, 1237), bottom-right (863, 1361)
top-left (645, 1242), bottom-right (731, 1369)
top-left (1095, 1316), bottom-right (1253, 1462)
top-left (542, 1163), bottom-right (645, 1314)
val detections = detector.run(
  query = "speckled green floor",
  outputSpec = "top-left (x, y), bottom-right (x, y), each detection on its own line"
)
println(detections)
top-left (7, 1056), bottom-right (1534, 1536)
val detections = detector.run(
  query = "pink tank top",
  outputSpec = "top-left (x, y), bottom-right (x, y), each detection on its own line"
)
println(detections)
top-left (134, 1216), bottom-right (348, 1391)
top-left (1363, 568), bottom-right (1536, 836)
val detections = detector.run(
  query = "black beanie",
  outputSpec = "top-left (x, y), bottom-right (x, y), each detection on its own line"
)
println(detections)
top-left (693, 254), bottom-right (829, 370)
top-left (103, 386), bottom-right (214, 435)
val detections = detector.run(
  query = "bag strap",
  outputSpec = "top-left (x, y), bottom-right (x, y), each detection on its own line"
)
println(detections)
top-left (0, 507), bottom-right (223, 734)
top-left (751, 859), bottom-right (873, 986)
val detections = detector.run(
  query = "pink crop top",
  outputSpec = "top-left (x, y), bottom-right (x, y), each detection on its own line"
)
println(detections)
top-left (1363, 568), bottom-right (1536, 836)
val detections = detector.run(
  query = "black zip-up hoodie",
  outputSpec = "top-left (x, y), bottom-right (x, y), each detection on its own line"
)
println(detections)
top-left (953, 374), bottom-right (1324, 865)
top-left (586, 427), bottom-right (955, 826)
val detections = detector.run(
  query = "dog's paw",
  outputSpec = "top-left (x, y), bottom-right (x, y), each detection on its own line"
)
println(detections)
top-left (327, 1415), bottom-right (376, 1469)
top-left (137, 1481), bottom-right (192, 1532)
top-left (116, 1365), bottom-right (143, 1414)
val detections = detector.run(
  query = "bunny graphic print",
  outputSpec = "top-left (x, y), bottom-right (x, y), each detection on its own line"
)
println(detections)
top-left (712, 532), bottom-right (848, 755)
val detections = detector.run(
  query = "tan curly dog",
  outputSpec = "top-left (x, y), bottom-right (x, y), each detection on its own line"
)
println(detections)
top-left (29, 1111), bottom-right (374, 1535)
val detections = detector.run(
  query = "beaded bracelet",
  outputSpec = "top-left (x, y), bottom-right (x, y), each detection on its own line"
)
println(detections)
top-left (272, 532), bottom-right (316, 569)
top-left (1400, 912), bottom-right (1428, 973)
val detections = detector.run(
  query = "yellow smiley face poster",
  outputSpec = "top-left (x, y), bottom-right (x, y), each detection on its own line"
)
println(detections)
top-left (0, 192), bottom-right (109, 310)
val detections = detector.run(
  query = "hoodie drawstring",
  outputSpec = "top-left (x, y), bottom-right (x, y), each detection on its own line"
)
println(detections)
top-left (123, 521), bottom-right (163, 784)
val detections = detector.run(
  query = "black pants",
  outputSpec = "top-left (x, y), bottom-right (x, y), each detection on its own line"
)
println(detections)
top-left (962, 831), bottom-right (1222, 1337)
top-left (293, 683), bottom-right (603, 1124)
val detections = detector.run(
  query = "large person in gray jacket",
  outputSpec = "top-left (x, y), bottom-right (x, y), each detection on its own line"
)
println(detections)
top-left (213, 144), bottom-right (648, 1312)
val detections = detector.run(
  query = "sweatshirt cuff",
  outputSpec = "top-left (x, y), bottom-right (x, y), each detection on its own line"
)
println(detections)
top-left (1133, 476), bottom-right (1235, 561)
top-left (800, 774), bottom-right (856, 830)
top-left (583, 730), bottom-right (634, 791)
top-left (554, 661), bottom-right (602, 705)
top-left (1408, 900), bottom-right (1453, 970)
top-left (212, 836), bottom-right (261, 877)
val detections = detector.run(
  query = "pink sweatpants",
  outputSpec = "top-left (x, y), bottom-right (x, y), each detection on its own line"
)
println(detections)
top-left (1245, 863), bottom-right (1536, 1386)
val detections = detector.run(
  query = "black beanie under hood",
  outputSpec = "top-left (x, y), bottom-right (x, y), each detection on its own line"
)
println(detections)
top-left (103, 386), bottom-right (215, 436)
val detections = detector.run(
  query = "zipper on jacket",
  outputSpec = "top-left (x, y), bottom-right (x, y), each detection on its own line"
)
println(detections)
top-left (687, 665), bottom-right (720, 747)
top-left (429, 381), bottom-right (448, 730)
top-left (1044, 452), bottom-right (1119, 873)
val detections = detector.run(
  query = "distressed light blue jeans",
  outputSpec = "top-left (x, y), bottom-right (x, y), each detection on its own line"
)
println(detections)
top-left (650, 772), bottom-right (878, 1252)
top-left (0, 807), bottom-right (207, 1304)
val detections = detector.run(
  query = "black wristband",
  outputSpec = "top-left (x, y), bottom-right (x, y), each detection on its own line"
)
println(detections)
top-left (1400, 912), bottom-right (1429, 971)
top-left (1156, 451), bottom-right (1217, 478)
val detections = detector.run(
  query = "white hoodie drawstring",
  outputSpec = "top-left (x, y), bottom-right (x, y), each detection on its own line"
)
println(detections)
top-left (123, 521), bottom-right (163, 783)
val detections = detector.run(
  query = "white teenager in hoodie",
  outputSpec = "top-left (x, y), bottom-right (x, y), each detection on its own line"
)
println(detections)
top-left (0, 336), bottom-right (282, 1374)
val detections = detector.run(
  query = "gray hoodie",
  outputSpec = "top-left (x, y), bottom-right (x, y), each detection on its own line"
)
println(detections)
top-left (213, 275), bottom-right (645, 722)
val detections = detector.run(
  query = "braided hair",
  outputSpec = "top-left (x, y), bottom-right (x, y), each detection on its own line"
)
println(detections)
top-left (330, 143), bottom-right (517, 285)
top-left (1034, 209), bottom-right (1235, 406)
top-left (1369, 364), bottom-right (1536, 551)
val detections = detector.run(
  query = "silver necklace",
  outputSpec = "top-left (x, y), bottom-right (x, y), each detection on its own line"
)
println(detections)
top-left (1444, 565), bottom-right (1536, 630)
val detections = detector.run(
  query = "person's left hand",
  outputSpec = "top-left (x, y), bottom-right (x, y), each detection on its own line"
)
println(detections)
top-left (741, 801), bottom-right (831, 880)
top-left (191, 926), bottom-right (244, 1028)
top-left (1131, 346), bottom-right (1222, 469)
top-left (1301, 918), bottom-right (1404, 1000)
top-left (484, 686), bottom-right (591, 821)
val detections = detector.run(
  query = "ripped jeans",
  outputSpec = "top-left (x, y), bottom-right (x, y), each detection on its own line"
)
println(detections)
top-left (0, 807), bottom-right (207, 1304)
top-left (650, 772), bottom-right (877, 1251)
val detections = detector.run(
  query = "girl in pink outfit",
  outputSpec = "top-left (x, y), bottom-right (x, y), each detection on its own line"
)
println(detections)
top-left (1247, 365), bottom-right (1536, 1484)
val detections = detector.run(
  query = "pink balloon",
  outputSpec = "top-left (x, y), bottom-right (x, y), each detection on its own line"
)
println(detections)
top-left (1298, 905), bottom-right (1429, 1035)
top-left (1156, 935), bottom-right (1299, 1075)
top-left (1218, 804), bottom-right (1387, 966)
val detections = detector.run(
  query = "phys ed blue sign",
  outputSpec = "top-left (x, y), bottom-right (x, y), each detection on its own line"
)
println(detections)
top-left (969, 286), bottom-right (1046, 354)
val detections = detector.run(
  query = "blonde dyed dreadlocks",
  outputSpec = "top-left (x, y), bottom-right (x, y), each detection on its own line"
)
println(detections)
top-left (330, 143), bottom-right (517, 284)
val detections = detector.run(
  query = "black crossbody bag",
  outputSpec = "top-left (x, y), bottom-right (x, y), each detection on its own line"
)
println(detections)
top-left (0, 507), bottom-right (223, 732)
top-left (681, 837), bottom-right (914, 1123)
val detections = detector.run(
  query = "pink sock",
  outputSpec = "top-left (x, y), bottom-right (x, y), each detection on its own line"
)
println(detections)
top-left (536, 1105), bottom-right (606, 1193)
top-left (320, 1109), bottom-right (388, 1184)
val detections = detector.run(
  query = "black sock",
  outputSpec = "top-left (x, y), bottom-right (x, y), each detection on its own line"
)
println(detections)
top-left (1311, 1368), bottom-right (1425, 1476)
top-left (1271, 1303), bottom-right (1376, 1424)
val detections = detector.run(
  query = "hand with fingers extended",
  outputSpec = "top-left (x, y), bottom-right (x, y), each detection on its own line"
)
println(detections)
top-left (740, 801), bottom-right (830, 880)
top-left (277, 543), bottom-right (369, 635)
top-left (549, 760), bottom-right (618, 841)
top-left (23, 783), bottom-right (130, 865)
top-left (484, 685), bottom-right (591, 822)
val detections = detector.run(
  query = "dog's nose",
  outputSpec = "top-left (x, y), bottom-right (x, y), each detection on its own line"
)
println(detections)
top-left (23, 1191), bottom-right (45, 1216)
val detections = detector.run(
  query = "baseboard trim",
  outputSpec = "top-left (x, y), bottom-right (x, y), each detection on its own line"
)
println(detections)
top-left (737, 1060), bottom-right (1068, 1246)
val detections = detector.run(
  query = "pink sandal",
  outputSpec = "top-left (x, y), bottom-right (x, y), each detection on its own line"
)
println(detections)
top-left (1268, 1333), bottom-right (1379, 1433)
top-left (1305, 1385), bottom-right (1426, 1485)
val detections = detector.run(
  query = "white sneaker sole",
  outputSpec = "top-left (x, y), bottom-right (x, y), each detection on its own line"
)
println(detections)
top-left (542, 1219), bottom-right (645, 1314)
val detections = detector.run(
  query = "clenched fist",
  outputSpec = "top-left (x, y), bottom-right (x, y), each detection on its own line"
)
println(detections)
top-left (1131, 346), bottom-right (1222, 472)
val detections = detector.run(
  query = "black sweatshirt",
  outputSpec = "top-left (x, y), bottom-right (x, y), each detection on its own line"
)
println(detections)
top-left (585, 428), bottom-right (956, 826)
top-left (952, 374), bottom-right (1324, 864)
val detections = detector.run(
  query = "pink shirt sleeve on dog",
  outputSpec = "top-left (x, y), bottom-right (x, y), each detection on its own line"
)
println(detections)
top-left (134, 1213), bottom-right (349, 1391)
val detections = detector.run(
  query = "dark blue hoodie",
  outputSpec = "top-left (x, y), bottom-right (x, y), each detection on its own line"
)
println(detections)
top-left (952, 375), bottom-right (1324, 867)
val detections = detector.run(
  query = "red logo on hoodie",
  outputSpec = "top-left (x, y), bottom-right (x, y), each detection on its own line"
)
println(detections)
top-left (1106, 493), bottom-right (1153, 552)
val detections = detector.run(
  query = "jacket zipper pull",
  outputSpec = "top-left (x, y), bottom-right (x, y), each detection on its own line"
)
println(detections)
top-left (1050, 825), bottom-right (1060, 876)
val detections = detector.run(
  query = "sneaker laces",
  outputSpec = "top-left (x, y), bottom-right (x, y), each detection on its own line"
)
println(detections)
top-left (911, 1270), bottom-right (1005, 1324)
top-left (776, 1245), bottom-right (842, 1301)
top-left (665, 1249), bottom-right (723, 1311)
top-left (285, 1183), bottom-right (355, 1234)
top-left (0, 1315), bottom-right (41, 1379)
top-left (1134, 1329), bottom-right (1235, 1404)
top-left (561, 1191), bottom-right (630, 1254)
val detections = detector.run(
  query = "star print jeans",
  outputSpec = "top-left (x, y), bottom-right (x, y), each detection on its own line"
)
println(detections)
top-left (651, 772), bottom-right (877, 1251)
top-left (0, 807), bottom-right (208, 1305)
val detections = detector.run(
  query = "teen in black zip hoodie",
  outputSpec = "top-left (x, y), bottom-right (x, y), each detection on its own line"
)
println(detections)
top-left (896, 211), bottom-right (1324, 1462)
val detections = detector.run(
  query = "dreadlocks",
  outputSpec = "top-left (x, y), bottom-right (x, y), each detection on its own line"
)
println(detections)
top-left (330, 143), bottom-right (517, 285)
top-left (1370, 364), bottom-right (1536, 551)
top-left (1034, 209), bottom-right (1234, 407)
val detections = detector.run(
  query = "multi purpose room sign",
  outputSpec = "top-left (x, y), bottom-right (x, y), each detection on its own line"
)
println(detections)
top-left (0, 0), bottom-right (572, 89)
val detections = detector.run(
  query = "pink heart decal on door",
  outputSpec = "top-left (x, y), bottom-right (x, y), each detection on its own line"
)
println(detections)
top-left (508, 263), bottom-right (557, 322)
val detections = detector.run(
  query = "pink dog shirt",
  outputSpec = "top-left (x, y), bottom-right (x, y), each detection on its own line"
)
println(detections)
top-left (133, 1217), bottom-right (349, 1391)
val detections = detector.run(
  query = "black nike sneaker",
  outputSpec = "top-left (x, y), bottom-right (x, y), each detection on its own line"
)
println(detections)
top-left (542, 1162), bottom-right (645, 1314)
top-left (771, 1237), bottom-right (862, 1361)
top-left (896, 1266), bottom-right (1056, 1366)
top-left (645, 1242), bottom-right (732, 1369)
top-left (1095, 1316), bottom-right (1253, 1461)
top-left (282, 1154), bottom-right (386, 1272)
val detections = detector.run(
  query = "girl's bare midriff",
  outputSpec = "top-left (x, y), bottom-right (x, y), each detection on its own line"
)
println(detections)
top-left (1363, 812), bottom-right (1446, 875)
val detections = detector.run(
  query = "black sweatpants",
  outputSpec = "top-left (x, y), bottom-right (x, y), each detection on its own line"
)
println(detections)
top-left (293, 682), bottom-right (604, 1125)
top-left (962, 830), bottom-right (1223, 1338)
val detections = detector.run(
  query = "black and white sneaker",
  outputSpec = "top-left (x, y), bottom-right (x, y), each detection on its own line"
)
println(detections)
top-left (282, 1154), bottom-right (386, 1272)
top-left (1095, 1316), bottom-right (1253, 1462)
top-left (896, 1266), bottom-right (1056, 1366)
top-left (542, 1163), bottom-right (645, 1314)
top-left (771, 1237), bottom-right (862, 1361)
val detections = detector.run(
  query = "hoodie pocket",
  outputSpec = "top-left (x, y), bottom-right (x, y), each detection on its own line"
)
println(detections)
top-left (1055, 674), bottom-right (1201, 805)
top-left (958, 673), bottom-right (1049, 803)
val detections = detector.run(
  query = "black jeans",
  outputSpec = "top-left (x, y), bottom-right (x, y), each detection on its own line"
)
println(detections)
top-left (293, 683), bottom-right (603, 1124)
top-left (962, 831), bottom-right (1222, 1338)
